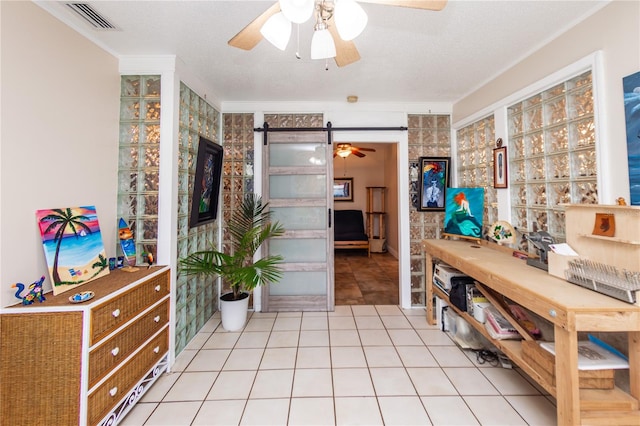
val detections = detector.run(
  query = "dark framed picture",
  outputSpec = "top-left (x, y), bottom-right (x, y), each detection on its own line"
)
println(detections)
top-left (190, 136), bottom-right (224, 228)
top-left (493, 146), bottom-right (508, 188)
top-left (334, 177), bottom-right (353, 202)
top-left (418, 157), bottom-right (450, 211)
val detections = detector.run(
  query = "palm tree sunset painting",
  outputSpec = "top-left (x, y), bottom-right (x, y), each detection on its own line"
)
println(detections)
top-left (36, 206), bottom-right (110, 295)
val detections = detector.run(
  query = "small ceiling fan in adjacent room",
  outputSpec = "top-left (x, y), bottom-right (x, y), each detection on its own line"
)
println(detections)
top-left (228, 0), bottom-right (447, 67)
top-left (334, 143), bottom-right (375, 158)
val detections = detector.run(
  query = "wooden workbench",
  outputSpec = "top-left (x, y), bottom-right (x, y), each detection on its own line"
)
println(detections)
top-left (423, 238), bottom-right (640, 425)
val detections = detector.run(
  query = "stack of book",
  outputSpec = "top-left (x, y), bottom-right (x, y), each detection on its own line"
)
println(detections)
top-left (484, 306), bottom-right (521, 340)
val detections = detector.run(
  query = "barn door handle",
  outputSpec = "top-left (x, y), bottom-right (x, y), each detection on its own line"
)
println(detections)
top-left (328, 208), bottom-right (332, 228)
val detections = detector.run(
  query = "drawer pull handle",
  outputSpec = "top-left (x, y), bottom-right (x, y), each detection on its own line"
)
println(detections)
top-left (154, 315), bottom-right (161, 323)
top-left (154, 285), bottom-right (161, 292)
top-left (109, 387), bottom-right (118, 397)
top-left (112, 308), bottom-right (121, 318)
top-left (154, 346), bottom-right (160, 354)
top-left (111, 347), bottom-right (120, 357)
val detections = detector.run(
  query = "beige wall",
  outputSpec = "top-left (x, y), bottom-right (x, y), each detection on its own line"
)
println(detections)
top-left (453, 0), bottom-right (640, 203)
top-left (0, 2), bottom-right (120, 307)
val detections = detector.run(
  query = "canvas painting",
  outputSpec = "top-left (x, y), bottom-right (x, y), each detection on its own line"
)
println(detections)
top-left (444, 188), bottom-right (485, 240)
top-left (418, 157), bottom-right (450, 211)
top-left (36, 206), bottom-right (110, 295)
top-left (623, 71), bottom-right (640, 205)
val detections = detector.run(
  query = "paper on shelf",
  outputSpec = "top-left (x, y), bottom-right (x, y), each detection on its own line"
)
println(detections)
top-left (539, 340), bottom-right (629, 370)
top-left (549, 243), bottom-right (579, 256)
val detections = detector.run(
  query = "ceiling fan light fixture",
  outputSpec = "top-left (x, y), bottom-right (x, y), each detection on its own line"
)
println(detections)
top-left (335, 0), bottom-right (368, 41)
top-left (310, 26), bottom-right (336, 59)
top-left (279, 0), bottom-right (315, 24)
top-left (260, 12), bottom-right (292, 51)
top-left (337, 149), bottom-right (351, 158)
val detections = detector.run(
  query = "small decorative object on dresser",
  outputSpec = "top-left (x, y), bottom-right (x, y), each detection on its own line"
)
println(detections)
top-left (180, 194), bottom-right (285, 331)
top-left (118, 218), bottom-right (139, 272)
top-left (11, 275), bottom-right (46, 305)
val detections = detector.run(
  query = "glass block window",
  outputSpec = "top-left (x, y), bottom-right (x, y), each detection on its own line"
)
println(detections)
top-left (408, 114), bottom-right (451, 306)
top-left (456, 115), bottom-right (498, 232)
top-left (117, 75), bottom-right (161, 264)
top-left (175, 83), bottom-right (220, 354)
top-left (508, 70), bottom-right (597, 246)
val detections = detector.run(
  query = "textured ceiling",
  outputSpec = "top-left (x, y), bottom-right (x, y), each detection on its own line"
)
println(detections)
top-left (38, 0), bottom-right (609, 104)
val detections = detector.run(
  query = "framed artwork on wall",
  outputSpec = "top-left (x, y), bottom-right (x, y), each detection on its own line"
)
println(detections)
top-left (334, 177), bottom-right (353, 202)
top-left (418, 157), bottom-right (450, 211)
top-left (623, 70), bottom-right (640, 205)
top-left (493, 146), bottom-right (508, 188)
top-left (190, 136), bottom-right (224, 228)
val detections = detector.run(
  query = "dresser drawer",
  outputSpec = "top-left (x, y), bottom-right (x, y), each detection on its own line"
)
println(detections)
top-left (90, 271), bottom-right (169, 344)
top-left (88, 328), bottom-right (168, 426)
top-left (88, 299), bottom-right (169, 388)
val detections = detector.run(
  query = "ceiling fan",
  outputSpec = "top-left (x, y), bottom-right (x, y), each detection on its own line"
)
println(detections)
top-left (334, 143), bottom-right (376, 158)
top-left (228, 0), bottom-right (447, 67)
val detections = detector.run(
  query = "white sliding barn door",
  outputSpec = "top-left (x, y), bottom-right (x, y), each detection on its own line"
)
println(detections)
top-left (261, 130), bottom-right (334, 312)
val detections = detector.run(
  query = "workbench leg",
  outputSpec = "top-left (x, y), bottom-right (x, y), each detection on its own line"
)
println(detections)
top-left (425, 253), bottom-right (436, 326)
top-left (554, 325), bottom-right (580, 425)
top-left (630, 331), bottom-right (640, 400)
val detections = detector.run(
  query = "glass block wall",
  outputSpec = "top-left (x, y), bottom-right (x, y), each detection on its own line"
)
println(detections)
top-left (456, 115), bottom-right (498, 233)
top-left (175, 83), bottom-right (221, 354)
top-left (508, 70), bottom-right (597, 245)
top-left (264, 113), bottom-right (324, 129)
top-left (117, 75), bottom-right (161, 264)
top-left (407, 114), bottom-right (451, 306)
top-left (220, 113), bottom-right (255, 296)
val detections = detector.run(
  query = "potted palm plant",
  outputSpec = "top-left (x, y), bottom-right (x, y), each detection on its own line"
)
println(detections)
top-left (179, 194), bottom-right (285, 331)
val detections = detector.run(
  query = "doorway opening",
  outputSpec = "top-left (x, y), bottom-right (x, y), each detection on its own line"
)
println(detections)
top-left (332, 141), bottom-right (400, 305)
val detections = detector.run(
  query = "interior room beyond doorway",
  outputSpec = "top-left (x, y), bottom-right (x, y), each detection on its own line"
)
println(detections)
top-left (333, 141), bottom-right (400, 306)
top-left (334, 250), bottom-right (399, 305)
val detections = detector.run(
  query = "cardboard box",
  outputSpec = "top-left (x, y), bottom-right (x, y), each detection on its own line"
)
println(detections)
top-left (521, 340), bottom-right (614, 389)
top-left (548, 252), bottom-right (580, 279)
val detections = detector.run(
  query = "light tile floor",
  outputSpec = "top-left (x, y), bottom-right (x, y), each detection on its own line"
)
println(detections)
top-left (123, 306), bottom-right (557, 425)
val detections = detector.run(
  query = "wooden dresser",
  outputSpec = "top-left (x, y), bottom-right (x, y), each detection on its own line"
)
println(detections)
top-left (0, 266), bottom-right (170, 426)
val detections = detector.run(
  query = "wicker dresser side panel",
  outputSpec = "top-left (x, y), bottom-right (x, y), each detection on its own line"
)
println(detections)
top-left (0, 311), bottom-right (83, 426)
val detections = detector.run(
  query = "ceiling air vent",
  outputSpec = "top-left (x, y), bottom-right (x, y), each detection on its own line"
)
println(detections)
top-left (65, 3), bottom-right (117, 30)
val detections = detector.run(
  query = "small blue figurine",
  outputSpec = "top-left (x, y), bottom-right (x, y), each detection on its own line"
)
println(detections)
top-left (12, 275), bottom-right (46, 305)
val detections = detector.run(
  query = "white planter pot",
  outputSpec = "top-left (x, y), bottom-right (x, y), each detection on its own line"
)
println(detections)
top-left (219, 292), bottom-right (249, 331)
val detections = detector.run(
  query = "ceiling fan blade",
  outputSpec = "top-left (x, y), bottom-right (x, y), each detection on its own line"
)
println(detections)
top-left (352, 151), bottom-right (367, 158)
top-left (327, 16), bottom-right (360, 67)
top-left (357, 0), bottom-right (447, 11)
top-left (228, 2), bottom-right (281, 50)
top-left (355, 147), bottom-right (376, 152)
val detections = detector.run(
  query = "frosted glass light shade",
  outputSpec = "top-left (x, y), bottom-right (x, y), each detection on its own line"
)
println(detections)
top-left (260, 12), bottom-right (292, 50)
top-left (279, 0), bottom-right (315, 24)
top-left (310, 29), bottom-right (336, 59)
top-left (335, 0), bottom-right (368, 41)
